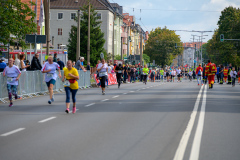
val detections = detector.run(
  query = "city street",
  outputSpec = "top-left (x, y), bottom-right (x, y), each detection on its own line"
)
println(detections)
top-left (0, 80), bottom-right (240, 160)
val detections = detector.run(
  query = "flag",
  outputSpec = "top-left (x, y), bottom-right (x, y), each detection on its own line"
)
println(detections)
top-left (38, 0), bottom-right (44, 28)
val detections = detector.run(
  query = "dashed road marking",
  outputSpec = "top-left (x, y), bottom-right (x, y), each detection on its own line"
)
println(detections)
top-left (130, 91), bottom-right (135, 92)
top-left (102, 99), bottom-right (109, 102)
top-left (123, 93), bottom-right (127, 95)
top-left (85, 103), bottom-right (95, 107)
top-left (39, 117), bottom-right (56, 123)
top-left (112, 95), bottom-right (119, 98)
top-left (1, 128), bottom-right (25, 137)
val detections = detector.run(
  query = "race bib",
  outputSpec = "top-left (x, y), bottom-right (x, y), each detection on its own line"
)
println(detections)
top-left (47, 73), bottom-right (54, 78)
top-left (118, 71), bottom-right (122, 73)
top-left (63, 80), bottom-right (70, 86)
top-left (7, 77), bottom-right (13, 82)
top-left (143, 73), bottom-right (147, 75)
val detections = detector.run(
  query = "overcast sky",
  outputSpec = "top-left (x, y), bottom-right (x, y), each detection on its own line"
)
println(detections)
top-left (110, 0), bottom-right (240, 42)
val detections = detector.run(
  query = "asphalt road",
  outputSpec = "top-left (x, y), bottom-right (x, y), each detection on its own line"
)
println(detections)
top-left (0, 79), bottom-right (240, 160)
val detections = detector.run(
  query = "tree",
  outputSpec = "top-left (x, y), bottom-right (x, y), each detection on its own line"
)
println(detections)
top-left (143, 54), bottom-right (150, 64)
top-left (143, 27), bottom-right (183, 67)
top-left (114, 55), bottom-right (121, 60)
top-left (0, 0), bottom-right (37, 47)
top-left (67, 4), bottom-right (107, 65)
top-left (206, 6), bottom-right (240, 66)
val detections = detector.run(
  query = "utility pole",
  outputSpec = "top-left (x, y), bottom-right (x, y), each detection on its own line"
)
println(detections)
top-left (76, 10), bottom-right (81, 62)
top-left (112, 13), bottom-right (116, 63)
top-left (35, 0), bottom-right (38, 54)
top-left (140, 30), bottom-right (143, 66)
top-left (127, 25), bottom-right (130, 58)
top-left (87, 2), bottom-right (90, 63)
top-left (44, 0), bottom-right (50, 55)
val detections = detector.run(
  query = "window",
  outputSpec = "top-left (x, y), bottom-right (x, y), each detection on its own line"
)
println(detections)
top-left (57, 44), bottom-right (62, 49)
top-left (58, 13), bottom-right (63, 20)
top-left (58, 28), bottom-right (62, 35)
top-left (71, 13), bottom-right (76, 20)
top-left (97, 13), bottom-right (102, 20)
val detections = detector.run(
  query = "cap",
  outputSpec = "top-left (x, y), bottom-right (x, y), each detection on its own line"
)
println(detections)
top-left (1, 57), bottom-right (5, 61)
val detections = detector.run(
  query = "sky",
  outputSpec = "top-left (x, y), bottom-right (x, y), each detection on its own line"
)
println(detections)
top-left (110, 0), bottom-right (240, 43)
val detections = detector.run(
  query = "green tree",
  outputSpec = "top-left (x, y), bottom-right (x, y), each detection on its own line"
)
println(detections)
top-left (67, 3), bottom-right (106, 65)
top-left (0, 0), bottom-right (37, 47)
top-left (114, 55), bottom-right (121, 60)
top-left (206, 6), bottom-right (240, 66)
top-left (143, 54), bottom-right (150, 64)
top-left (143, 27), bottom-right (183, 67)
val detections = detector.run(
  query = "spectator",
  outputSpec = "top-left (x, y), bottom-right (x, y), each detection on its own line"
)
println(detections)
top-left (31, 53), bottom-right (42, 70)
top-left (14, 52), bottom-right (21, 69)
top-left (123, 64), bottom-right (128, 83)
top-left (72, 61), bottom-right (76, 67)
top-left (53, 53), bottom-right (57, 62)
top-left (75, 57), bottom-right (85, 71)
top-left (87, 62), bottom-right (90, 70)
top-left (20, 54), bottom-right (30, 71)
top-left (0, 57), bottom-right (7, 72)
top-left (57, 58), bottom-right (65, 70)
top-left (26, 60), bottom-right (31, 71)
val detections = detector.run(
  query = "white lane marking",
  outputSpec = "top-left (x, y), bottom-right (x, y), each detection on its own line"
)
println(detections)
top-left (142, 88), bottom-right (146, 89)
top-left (173, 85), bottom-right (204, 160)
top-left (1, 128), bottom-right (25, 136)
top-left (189, 85), bottom-right (207, 160)
top-left (112, 95), bottom-right (119, 98)
top-left (85, 103), bottom-right (95, 107)
top-left (69, 109), bottom-right (79, 113)
top-left (130, 91), bottom-right (135, 92)
top-left (102, 99), bottom-right (109, 102)
top-left (39, 117), bottom-right (56, 123)
top-left (123, 93), bottom-right (127, 95)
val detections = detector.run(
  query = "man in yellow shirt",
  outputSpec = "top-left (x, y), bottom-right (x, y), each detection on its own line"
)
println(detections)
top-left (62, 60), bottom-right (79, 114)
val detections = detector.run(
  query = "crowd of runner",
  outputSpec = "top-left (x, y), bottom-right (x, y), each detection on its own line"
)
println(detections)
top-left (1, 54), bottom-right (239, 113)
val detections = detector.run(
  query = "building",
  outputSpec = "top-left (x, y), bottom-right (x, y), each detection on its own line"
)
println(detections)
top-left (50, 0), bottom-right (124, 57)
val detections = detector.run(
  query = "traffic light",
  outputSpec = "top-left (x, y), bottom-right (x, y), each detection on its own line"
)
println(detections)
top-left (220, 34), bottom-right (224, 42)
top-left (175, 43), bottom-right (177, 49)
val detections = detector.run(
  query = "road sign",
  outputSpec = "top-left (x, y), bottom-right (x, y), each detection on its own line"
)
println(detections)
top-left (25, 35), bottom-right (46, 44)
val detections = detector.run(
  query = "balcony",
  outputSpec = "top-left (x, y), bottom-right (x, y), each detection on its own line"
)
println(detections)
top-left (121, 32), bottom-right (127, 38)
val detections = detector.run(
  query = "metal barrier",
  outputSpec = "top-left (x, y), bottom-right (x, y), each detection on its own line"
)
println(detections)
top-left (0, 70), bottom-right (91, 102)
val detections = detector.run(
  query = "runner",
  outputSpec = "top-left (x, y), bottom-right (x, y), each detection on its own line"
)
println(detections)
top-left (176, 67), bottom-right (181, 82)
top-left (3, 58), bottom-right (21, 107)
top-left (142, 65), bottom-right (149, 85)
top-left (172, 69), bottom-right (176, 82)
top-left (115, 63), bottom-right (123, 88)
top-left (62, 60), bottom-right (79, 114)
top-left (41, 55), bottom-right (61, 104)
top-left (97, 59), bottom-right (108, 95)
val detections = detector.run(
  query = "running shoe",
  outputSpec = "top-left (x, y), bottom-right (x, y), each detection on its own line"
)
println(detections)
top-left (198, 84), bottom-right (199, 86)
top-left (102, 91), bottom-right (105, 95)
top-left (65, 108), bottom-right (69, 114)
top-left (202, 84), bottom-right (203, 85)
top-left (72, 106), bottom-right (76, 114)
top-left (51, 97), bottom-right (54, 102)
top-left (48, 100), bottom-right (52, 104)
top-left (9, 102), bottom-right (13, 107)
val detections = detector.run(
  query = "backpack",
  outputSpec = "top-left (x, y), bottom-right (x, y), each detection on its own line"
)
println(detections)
top-left (198, 70), bottom-right (202, 76)
top-left (131, 68), bottom-right (134, 74)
